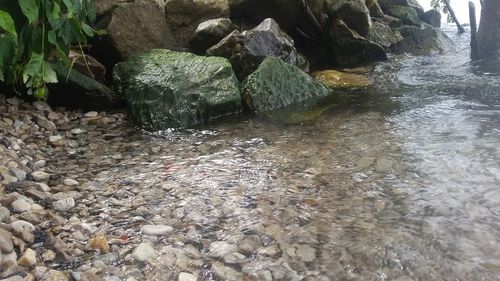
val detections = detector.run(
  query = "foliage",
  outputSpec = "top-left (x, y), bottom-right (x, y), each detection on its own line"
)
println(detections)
top-left (0, 0), bottom-right (95, 99)
top-left (431, 0), bottom-right (453, 22)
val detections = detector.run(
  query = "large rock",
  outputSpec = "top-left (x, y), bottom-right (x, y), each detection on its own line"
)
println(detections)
top-left (207, 18), bottom-right (308, 79)
top-left (391, 24), bottom-right (454, 55)
top-left (378, 0), bottom-right (424, 17)
top-left (478, 0), bottom-right (500, 59)
top-left (387, 5), bottom-right (421, 26)
top-left (240, 57), bottom-right (331, 113)
top-left (422, 9), bottom-right (441, 28)
top-left (312, 69), bottom-right (373, 89)
top-left (92, 0), bottom-right (177, 66)
top-left (327, 19), bottom-right (387, 67)
top-left (165, 0), bottom-right (230, 46)
top-left (330, 0), bottom-right (373, 36)
top-left (367, 21), bottom-right (403, 49)
top-left (189, 18), bottom-right (237, 54)
top-left (113, 50), bottom-right (242, 130)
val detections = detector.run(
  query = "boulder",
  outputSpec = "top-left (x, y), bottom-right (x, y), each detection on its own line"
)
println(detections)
top-left (387, 6), bottom-right (421, 26)
top-left (240, 57), bottom-right (331, 113)
top-left (327, 19), bottom-right (387, 67)
top-left (378, 0), bottom-right (424, 17)
top-left (367, 21), bottom-right (403, 49)
top-left (189, 18), bottom-right (237, 54)
top-left (391, 24), bottom-right (454, 55)
top-left (207, 18), bottom-right (309, 79)
top-left (478, 0), bottom-right (500, 58)
top-left (165, 0), bottom-right (230, 46)
top-left (92, 0), bottom-right (177, 66)
top-left (422, 9), bottom-right (441, 28)
top-left (113, 50), bottom-right (242, 130)
top-left (312, 69), bottom-right (373, 89)
top-left (331, 0), bottom-right (373, 36)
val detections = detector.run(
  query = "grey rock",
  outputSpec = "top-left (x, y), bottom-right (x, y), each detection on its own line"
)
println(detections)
top-left (35, 116), bottom-right (56, 131)
top-left (0, 228), bottom-right (14, 253)
top-left (295, 244), bottom-right (316, 262)
top-left (367, 21), bottom-right (403, 49)
top-left (422, 9), bottom-right (441, 27)
top-left (0, 207), bottom-right (10, 223)
top-left (9, 167), bottom-right (27, 181)
top-left (178, 272), bottom-right (197, 281)
top-left (52, 198), bottom-right (75, 211)
top-left (208, 241), bottom-right (237, 258)
top-left (212, 262), bottom-right (244, 280)
top-left (63, 179), bottom-right (79, 186)
top-left (141, 225), bottom-right (173, 236)
top-left (11, 198), bottom-right (32, 213)
top-left (132, 242), bottom-right (157, 262)
top-left (30, 171), bottom-right (50, 182)
top-left (190, 18), bottom-right (236, 54)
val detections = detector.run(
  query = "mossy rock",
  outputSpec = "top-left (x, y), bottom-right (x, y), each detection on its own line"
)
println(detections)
top-left (241, 57), bottom-right (331, 113)
top-left (312, 70), bottom-right (373, 89)
top-left (113, 49), bottom-right (242, 130)
top-left (387, 5), bottom-right (421, 26)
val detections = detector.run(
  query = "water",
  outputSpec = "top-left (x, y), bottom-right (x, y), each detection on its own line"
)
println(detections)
top-left (89, 25), bottom-right (500, 280)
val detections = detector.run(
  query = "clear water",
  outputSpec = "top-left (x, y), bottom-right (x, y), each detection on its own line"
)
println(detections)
top-left (87, 25), bottom-right (500, 280)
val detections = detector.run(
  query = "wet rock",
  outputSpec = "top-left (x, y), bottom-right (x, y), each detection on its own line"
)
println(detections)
top-left (238, 236), bottom-right (260, 254)
top-left (113, 49), bottom-right (242, 130)
top-left (52, 198), bottom-right (75, 211)
top-left (208, 241), bottom-right (237, 258)
top-left (223, 252), bottom-right (247, 264)
top-left (212, 262), bottom-right (244, 280)
top-left (17, 248), bottom-right (37, 267)
top-left (0, 228), bottom-right (14, 253)
top-left (165, 0), bottom-right (230, 46)
top-left (387, 5), bottom-right (421, 26)
top-left (295, 244), bottom-right (316, 262)
top-left (190, 18), bottom-right (236, 54)
top-left (422, 9), bottom-right (441, 27)
top-left (178, 272), bottom-right (197, 281)
top-left (207, 18), bottom-right (308, 79)
top-left (86, 235), bottom-right (110, 253)
top-left (312, 70), bottom-right (373, 89)
top-left (141, 225), bottom-right (173, 236)
top-left (367, 21), bottom-right (403, 49)
top-left (241, 57), bottom-right (330, 113)
top-left (391, 24), bottom-right (454, 55)
top-left (132, 242), bottom-right (157, 262)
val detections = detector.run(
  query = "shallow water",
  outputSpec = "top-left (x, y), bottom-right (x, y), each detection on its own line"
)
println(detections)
top-left (83, 25), bottom-right (500, 280)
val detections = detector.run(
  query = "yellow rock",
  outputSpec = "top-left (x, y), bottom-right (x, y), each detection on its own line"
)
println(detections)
top-left (87, 235), bottom-right (110, 253)
top-left (312, 70), bottom-right (373, 89)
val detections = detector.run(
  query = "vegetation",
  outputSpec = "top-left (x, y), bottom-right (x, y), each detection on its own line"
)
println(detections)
top-left (431, 0), bottom-right (465, 33)
top-left (0, 0), bottom-right (95, 99)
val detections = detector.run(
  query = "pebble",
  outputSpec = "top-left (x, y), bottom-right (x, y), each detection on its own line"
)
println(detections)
top-left (141, 225), bottom-right (173, 236)
top-left (52, 197), bottom-right (75, 211)
top-left (0, 228), bottom-right (14, 253)
top-left (87, 235), bottom-right (110, 253)
top-left (295, 244), bottom-right (316, 262)
top-left (30, 171), bottom-right (50, 181)
top-left (10, 167), bottom-right (27, 181)
top-left (42, 250), bottom-right (56, 262)
top-left (17, 248), bottom-right (37, 267)
top-left (178, 272), bottom-right (197, 281)
top-left (11, 198), bottom-right (32, 212)
top-left (0, 207), bottom-right (11, 222)
top-left (132, 242), bottom-right (157, 262)
top-left (63, 178), bottom-right (79, 186)
top-left (208, 241), bottom-right (237, 258)
top-left (11, 220), bottom-right (35, 242)
top-left (49, 135), bottom-right (63, 145)
top-left (84, 111), bottom-right (99, 118)
top-left (70, 128), bottom-right (86, 135)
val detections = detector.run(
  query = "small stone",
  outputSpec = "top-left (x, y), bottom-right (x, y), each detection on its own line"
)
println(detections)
top-left (11, 220), bottom-right (35, 243)
top-left (35, 116), bottom-right (56, 131)
top-left (295, 244), bottom-right (316, 262)
top-left (238, 236), bottom-right (260, 254)
top-left (178, 272), bottom-right (197, 281)
top-left (42, 250), bottom-right (56, 262)
top-left (48, 135), bottom-right (63, 145)
top-left (63, 179), bottom-right (79, 186)
top-left (9, 167), bottom-right (27, 181)
top-left (30, 171), bottom-right (50, 182)
top-left (141, 225), bottom-right (173, 236)
top-left (11, 198), bottom-right (32, 213)
top-left (212, 262), bottom-right (244, 280)
top-left (84, 111), bottom-right (98, 118)
top-left (87, 235), bottom-right (110, 253)
top-left (12, 120), bottom-right (24, 130)
top-left (33, 160), bottom-right (46, 169)
top-left (17, 248), bottom-right (37, 267)
top-left (70, 128), bottom-right (86, 135)
top-left (44, 270), bottom-right (70, 281)
top-left (33, 101), bottom-right (52, 111)
top-left (0, 228), bottom-right (14, 253)
top-left (132, 242), bottom-right (157, 262)
top-left (222, 252), bottom-right (247, 264)
top-left (208, 241), bottom-right (237, 258)
top-left (52, 197), bottom-right (75, 211)
top-left (0, 207), bottom-right (10, 222)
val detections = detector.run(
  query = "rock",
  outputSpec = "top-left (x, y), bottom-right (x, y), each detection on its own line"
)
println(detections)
top-left (11, 198), bottom-right (32, 213)
top-left (42, 270), bottom-right (70, 281)
top-left (367, 21), bottom-right (403, 49)
top-left (70, 128), bottom-right (86, 135)
top-left (52, 198), bottom-right (75, 211)
top-left (212, 262), bottom-right (244, 280)
top-left (207, 18), bottom-right (308, 79)
top-left (68, 51), bottom-right (107, 83)
top-left (84, 111), bottom-right (99, 118)
top-left (387, 6), bottom-right (421, 26)
top-left (113, 49), bottom-right (242, 130)
top-left (132, 242), bottom-right (157, 262)
top-left (478, 0), bottom-right (500, 58)
top-left (295, 244), bottom-right (316, 262)
top-left (35, 116), bottom-right (56, 131)
top-left (378, 0), bottom-right (424, 17)
top-left (422, 9), bottom-right (441, 28)
top-left (30, 171), bottom-right (50, 182)
top-left (11, 220), bottom-right (35, 243)
top-left (9, 167), bottom-right (27, 182)
top-left (0, 207), bottom-right (10, 223)
top-left (17, 248), bottom-right (36, 267)
top-left (326, 19), bottom-right (387, 67)
top-left (93, 0), bottom-right (177, 63)
top-left (165, 0), bottom-right (230, 46)
top-left (238, 236), bottom-right (260, 254)
top-left (48, 135), bottom-right (63, 145)
top-left (332, 0), bottom-right (372, 36)
top-left (391, 24), bottom-right (454, 55)
top-left (223, 252), bottom-right (247, 264)
top-left (208, 241), bottom-right (237, 258)
top-left (240, 57), bottom-right (331, 113)
top-left (87, 235), bottom-right (110, 253)
top-left (42, 250), bottom-right (56, 262)
top-left (0, 276), bottom-right (24, 281)
top-left (0, 228), bottom-right (14, 253)
top-left (141, 225), bottom-right (173, 236)
top-left (189, 18), bottom-right (237, 54)
top-left (178, 272), bottom-right (197, 281)
top-left (63, 179), bottom-right (79, 186)
top-left (312, 70), bottom-right (373, 89)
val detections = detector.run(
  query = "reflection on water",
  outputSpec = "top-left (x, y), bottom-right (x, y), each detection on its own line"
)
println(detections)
top-left (93, 24), bottom-right (500, 280)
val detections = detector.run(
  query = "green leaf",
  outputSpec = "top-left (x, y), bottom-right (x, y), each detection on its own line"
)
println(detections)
top-left (81, 23), bottom-right (93, 37)
top-left (34, 86), bottom-right (48, 100)
top-left (23, 52), bottom-right (43, 84)
top-left (45, 1), bottom-right (61, 22)
top-left (0, 10), bottom-right (17, 35)
top-left (19, 0), bottom-right (40, 24)
top-left (0, 33), bottom-right (17, 80)
top-left (43, 63), bottom-right (58, 83)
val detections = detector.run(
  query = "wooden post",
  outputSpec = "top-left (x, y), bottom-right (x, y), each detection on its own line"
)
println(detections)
top-left (469, 1), bottom-right (478, 59)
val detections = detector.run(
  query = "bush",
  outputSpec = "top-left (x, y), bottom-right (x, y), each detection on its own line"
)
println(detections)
top-left (0, 0), bottom-right (95, 99)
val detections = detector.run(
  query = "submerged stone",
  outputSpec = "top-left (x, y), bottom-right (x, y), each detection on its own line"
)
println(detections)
top-left (113, 49), bottom-right (242, 130)
top-left (312, 70), bottom-right (373, 89)
top-left (241, 58), bottom-right (331, 113)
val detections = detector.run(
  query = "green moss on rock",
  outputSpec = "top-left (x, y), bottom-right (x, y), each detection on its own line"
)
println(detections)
top-left (241, 58), bottom-right (331, 113)
top-left (113, 49), bottom-right (242, 130)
